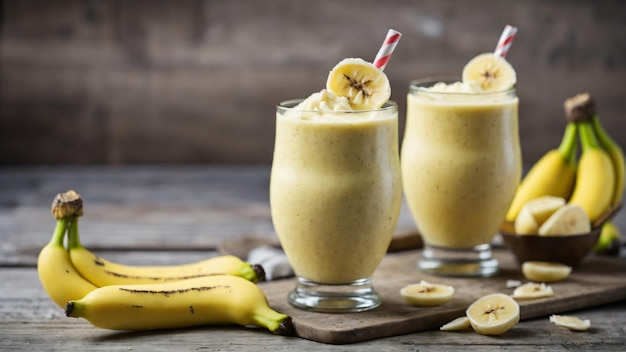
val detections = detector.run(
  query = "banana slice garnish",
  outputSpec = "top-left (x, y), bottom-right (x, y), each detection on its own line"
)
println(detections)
top-left (440, 316), bottom-right (471, 331)
top-left (466, 293), bottom-right (520, 336)
top-left (522, 261), bottom-right (572, 282)
top-left (400, 280), bottom-right (454, 307)
top-left (326, 58), bottom-right (391, 110)
top-left (462, 53), bottom-right (516, 92)
top-left (549, 315), bottom-right (591, 331)
top-left (538, 204), bottom-right (591, 236)
top-left (515, 196), bottom-right (567, 235)
top-left (512, 282), bottom-right (555, 300)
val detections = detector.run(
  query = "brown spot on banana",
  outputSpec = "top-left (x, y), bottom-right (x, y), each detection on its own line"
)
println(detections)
top-left (118, 285), bottom-right (228, 297)
top-left (104, 270), bottom-right (224, 281)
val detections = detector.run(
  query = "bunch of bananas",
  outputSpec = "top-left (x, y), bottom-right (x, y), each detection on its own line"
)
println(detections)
top-left (37, 190), bottom-right (294, 335)
top-left (505, 93), bottom-right (623, 254)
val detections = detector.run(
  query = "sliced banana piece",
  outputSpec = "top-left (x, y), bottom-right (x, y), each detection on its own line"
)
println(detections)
top-left (524, 196), bottom-right (567, 225)
top-left (326, 58), bottom-right (391, 110)
top-left (549, 315), bottom-right (591, 331)
top-left (512, 282), bottom-right (555, 300)
top-left (538, 204), bottom-right (591, 236)
top-left (466, 293), bottom-right (520, 335)
top-left (462, 53), bottom-right (516, 92)
top-left (522, 261), bottom-right (572, 282)
top-left (400, 280), bottom-right (454, 307)
top-left (514, 206), bottom-right (539, 235)
top-left (440, 316), bottom-right (471, 331)
top-left (506, 279), bottom-right (523, 288)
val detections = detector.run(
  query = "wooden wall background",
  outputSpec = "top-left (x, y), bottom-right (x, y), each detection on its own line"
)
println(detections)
top-left (1, 0), bottom-right (625, 165)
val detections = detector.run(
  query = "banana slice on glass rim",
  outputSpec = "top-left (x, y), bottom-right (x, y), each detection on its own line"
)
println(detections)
top-left (522, 261), bottom-right (572, 282)
top-left (466, 293), bottom-right (520, 335)
top-left (326, 58), bottom-right (391, 110)
top-left (462, 53), bottom-right (516, 92)
top-left (512, 282), bottom-right (555, 300)
top-left (400, 280), bottom-right (454, 307)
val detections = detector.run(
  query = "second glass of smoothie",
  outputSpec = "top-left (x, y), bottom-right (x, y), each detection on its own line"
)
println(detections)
top-left (401, 78), bottom-right (521, 277)
top-left (270, 100), bottom-right (402, 312)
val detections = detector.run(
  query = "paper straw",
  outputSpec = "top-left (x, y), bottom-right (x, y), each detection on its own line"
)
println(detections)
top-left (373, 29), bottom-right (402, 71)
top-left (494, 25), bottom-right (518, 58)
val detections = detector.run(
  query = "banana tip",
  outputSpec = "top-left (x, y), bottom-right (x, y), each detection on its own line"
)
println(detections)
top-left (252, 264), bottom-right (266, 282)
top-left (65, 301), bottom-right (75, 317)
top-left (274, 316), bottom-right (296, 336)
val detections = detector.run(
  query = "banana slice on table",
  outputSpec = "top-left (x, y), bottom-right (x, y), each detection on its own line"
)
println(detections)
top-left (440, 316), bottom-right (471, 331)
top-left (538, 204), bottom-right (591, 236)
top-left (549, 315), bottom-right (591, 331)
top-left (326, 58), bottom-right (391, 110)
top-left (466, 293), bottom-right (520, 335)
top-left (400, 280), bottom-right (454, 307)
top-left (512, 282), bottom-right (555, 300)
top-left (522, 261), bottom-right (572, 282)
top-left (462, 53), bottom-right (516, 92)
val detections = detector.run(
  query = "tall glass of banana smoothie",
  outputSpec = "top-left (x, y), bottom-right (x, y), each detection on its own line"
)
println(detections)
top-left (270, 58), bottom-right (402, 312)
top-left (401, 54), bottom-right (522, 277)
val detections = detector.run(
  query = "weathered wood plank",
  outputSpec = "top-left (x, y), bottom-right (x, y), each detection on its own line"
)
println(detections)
top-left (1, 0), bottom-right (625, 164)
top-left (1, 268), bottom-right (625, 350)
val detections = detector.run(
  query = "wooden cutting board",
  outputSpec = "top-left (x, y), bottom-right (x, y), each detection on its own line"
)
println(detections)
top-left (255, 249), bottom-right (626, 344)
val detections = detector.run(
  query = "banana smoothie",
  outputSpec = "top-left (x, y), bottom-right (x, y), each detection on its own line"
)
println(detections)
top-left (401, 53), bottom-right (521, 276)
top-left (270, 58), bottom-right (402, 312)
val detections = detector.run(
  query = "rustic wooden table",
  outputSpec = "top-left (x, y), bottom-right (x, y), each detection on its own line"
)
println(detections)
top-left (2, 166), bottom-right (625, 351)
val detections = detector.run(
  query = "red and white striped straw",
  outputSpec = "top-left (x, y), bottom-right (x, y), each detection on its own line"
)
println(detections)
top-left (494, 25), bottom-right (518, 58)
top-left (373, 29), bottom-right (402, 71)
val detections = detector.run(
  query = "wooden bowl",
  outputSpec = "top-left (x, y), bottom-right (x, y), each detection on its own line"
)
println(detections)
top-left (500, 202), bottom-right (621, 267)
top-left (500, 228), bottom-right (601, 267)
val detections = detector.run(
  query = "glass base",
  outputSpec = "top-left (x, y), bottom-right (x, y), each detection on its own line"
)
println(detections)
top-left (418, 243), bottom-right (499, 277)
top-left (287, 277), bottom-right (381, 313)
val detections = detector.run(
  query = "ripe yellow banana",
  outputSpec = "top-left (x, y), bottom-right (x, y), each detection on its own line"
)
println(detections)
top-left (65, 275), bottom-right (294, 335)
top-left (568, 121), bottom-right (615, 222)
top-left (68, 218), bottom-right (263, 286)
top-left (37, 217), bottom-right (98, 309)
top-left (591, 115), bottom-right (625, 206)
top-left (505, 123), bottom-right (578, 222)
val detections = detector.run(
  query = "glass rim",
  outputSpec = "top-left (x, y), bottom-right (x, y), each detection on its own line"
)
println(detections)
top-left (277, 99), bottom-right (398, 114)
top-left (409, 77), bottom-right (516, 96)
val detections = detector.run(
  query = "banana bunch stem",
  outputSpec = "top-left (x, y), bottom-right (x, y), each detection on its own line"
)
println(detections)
top-left (558, 123), bottom-right (578, 166)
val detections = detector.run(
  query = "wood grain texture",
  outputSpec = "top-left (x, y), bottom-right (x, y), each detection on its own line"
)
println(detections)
top-left (260, 249), bottom-right (626, 344)
top-left (1, 166), bottom-right (625, 349)
top-left (1, 0), bottom-right (625, 164)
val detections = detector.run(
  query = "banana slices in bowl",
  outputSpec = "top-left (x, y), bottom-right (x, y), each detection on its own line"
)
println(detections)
top-left (500, 196), bottom-right (610, 267)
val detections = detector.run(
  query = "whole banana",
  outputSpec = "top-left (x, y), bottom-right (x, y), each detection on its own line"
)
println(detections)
top-left (37, 216), bottom-right (97, 309)
top-left (62, 190), bottom-right (264, 286)
top-left (505, 123), bottom-right (578, 222)
top-left (68, 218), bottom-right (264, 286)
top-left (591, 115), bottom-right (625, 206)
top-left (65, 275), bottom-right (294, 335)
top-left (568, 121), bottom-right (615, 222)
top-left (565, 92), bottom-right (625, 207)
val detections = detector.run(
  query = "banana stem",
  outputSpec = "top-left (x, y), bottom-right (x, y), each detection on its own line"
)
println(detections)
top-left (558, 123), bottom-right (578, 165)
top-left (50, 217), bottom-right (70, 247)
top-left (578, 121), bottom-right (601, 152)
top-left (67, 216), bottom-right (83, 250)
top-left (591, 115), bottom-right (616, 149)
